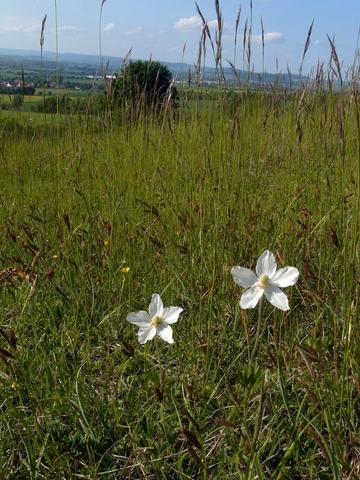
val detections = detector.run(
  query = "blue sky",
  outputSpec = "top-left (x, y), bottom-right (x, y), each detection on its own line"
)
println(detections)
top-left (1, 0), bottom-right (359, 75)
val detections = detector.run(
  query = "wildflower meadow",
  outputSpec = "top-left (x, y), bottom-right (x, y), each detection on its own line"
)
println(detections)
top-left (1, 3), bottom-right (360, 479)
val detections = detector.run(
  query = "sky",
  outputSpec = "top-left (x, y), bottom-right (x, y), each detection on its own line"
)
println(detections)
top-left (1, 0), bottom-right (359, 76)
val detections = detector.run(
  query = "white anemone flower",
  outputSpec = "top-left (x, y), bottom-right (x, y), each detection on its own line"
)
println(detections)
top-left (231, 250), bottom-right (299, 311)
top-left (127, 293), bottom-right (183, 344)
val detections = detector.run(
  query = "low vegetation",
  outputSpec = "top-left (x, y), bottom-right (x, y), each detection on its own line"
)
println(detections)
top-left (1, 3), bottom-right (360, 479)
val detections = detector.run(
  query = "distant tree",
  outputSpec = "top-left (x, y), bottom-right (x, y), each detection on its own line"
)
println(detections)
top-left (49, 73), bottom-right (64, 84)
top-left (36, 94), bottom-right (72, 114)
top-left (111, 60), bottom-right (174, 110)
top-left (24, 86), bottom-right (35, 96)
top-left (13, 94), bottom-right (23, 109)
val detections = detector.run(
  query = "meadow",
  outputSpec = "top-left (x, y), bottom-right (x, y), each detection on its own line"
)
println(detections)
top-left (1, 26), bottom-right (360, 480)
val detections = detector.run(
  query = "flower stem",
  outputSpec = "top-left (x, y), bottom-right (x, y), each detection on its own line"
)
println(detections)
top-left (250, 295), bottom-right (264, 364)
top-left (154, 337), bottom-right (165, 426)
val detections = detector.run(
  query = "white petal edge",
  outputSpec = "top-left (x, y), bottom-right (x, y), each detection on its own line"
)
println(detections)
top-left (231, 266), bottom-right (258, 288)
top-left (271, 266), bottom-right (299, 287)
top-left (162, 306), bottom-right (183, 324)
top-left (240, 286), bottom-right (264, 309)
top-left (127, 311), bottom-right (150, 326)
top-left (138, 325), bottom-right (156, 344)
top-left (157, 324), bottom-right (174, 344)
top-left (149, 293), bottom-right (163, 317)
top-left (264, 285), bottom-right (289, 311)
top-left (256, 250), bottom-right (277, 278)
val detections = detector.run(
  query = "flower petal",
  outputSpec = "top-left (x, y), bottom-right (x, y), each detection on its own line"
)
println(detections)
top-left (127, 311), bottom-right (150, 326)
top-left (162, 306), bottom-right (183, 324)
top-left (264, 285), bottom-right (289, 311)
top-left (149, 293), bottom-right (164, 317)
top-left (231, 266), bottom-right (258, 288)
top-left (240, 286), bottom-right (264, 309)
top-left (271, 266), bottom-right (299, 287)
top-left (256, 250), bottom-right (277, 278)
top-left (157, 324), bottom-right (174, 344)
top-left (138, 325), bottom-right (156, 344)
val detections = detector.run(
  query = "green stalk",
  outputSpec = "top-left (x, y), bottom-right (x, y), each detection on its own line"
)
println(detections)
top-left (251, 295), bottom-right (264, 364)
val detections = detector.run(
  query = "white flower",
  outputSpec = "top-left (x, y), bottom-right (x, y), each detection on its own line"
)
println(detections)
top-left (231, 250), bottom-right (299, 311)
top-left (127, 293), bottom-right (183, 344)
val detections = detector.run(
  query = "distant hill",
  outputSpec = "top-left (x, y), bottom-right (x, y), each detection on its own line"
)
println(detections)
top-left (0, 48), bottom-right (118, 66)
top-left (0, 48), bottom-right (308, 87)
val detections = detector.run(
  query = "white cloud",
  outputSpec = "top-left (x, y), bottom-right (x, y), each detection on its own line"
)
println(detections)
top-left (57, 25), bottom-right (85, 33)
top-left (174, 16), bottom-right (219, 32)
top-left (0, 16), bottom-right (40, 34)
top-left (207, 20), bottom-right (218, 28)
top-left (167, 46), bottom-right (181, 53)
top-left (122, 26), bottom-right (142, 36)
top-left (252, 32), bottom-right (283, 43)
top-left (174, 16), bottom-right (202, 31)
top-left (104, 23), bottom-right (115, 32)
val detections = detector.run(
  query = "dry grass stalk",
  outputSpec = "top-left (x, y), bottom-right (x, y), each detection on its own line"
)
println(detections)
top-left (195, 23), bottom-right (207, 81)
top-left (307, 427), bottom-right (331, 462)
top-left (214, 419), bottom-right (238, 428)
top-left (247, 25), bottom-right (252, 69)
top-left (286, 64), bottom-right (293, 88)
top-left (296, 89), bottom-right (306, 143)
top-left (102, 60), bottom-right (111, 103)
top-left (195, 2), bottom-right (214, 50)
top-left (296, 345), bottom-right (318, 383)
top-left (299, 19), bottom-right (314, 76)
top-left (195, 2), bottom-right (220, 84)
top-left (243, 19), bottom-right (248, 67)
top-left (181, 42), bottom-right (187, 63)
top-left (214, 0), bottom-right (223, 70)
top-left (234, 5), bottom-right (241, 53)
top-left (251, 370), bottom-right (269, 449)
top-left (260, 16), bottom-right (265, 81)
top-left (226, 59), bottom-right (241, 84)
top-left (327, 34), bottom-right (343, 86)
top-left (180, 406), bottom-right (202, 435)
top-left (195, 2), bottom-right (215, 55)
top-left (0, 328), bottom-right (17, 351)
top-left (0, 327), bottom-right (17, 385)
top-left (186, 444), bottom-right (203, 468)
top-left (298, 379), bottom-right (319, 406)
top-left (315, 60), bottom-right (324, 91)
top-left (337, 97), bottom-right (344, 154)
top-left (265, 346), bottom-right (277, 368)
top-left (182, 428), bottom-right (201, 449)
top-left (225, 381), bottom-right (241, 405)
top-left (40, 14), bottom-right (47, 52)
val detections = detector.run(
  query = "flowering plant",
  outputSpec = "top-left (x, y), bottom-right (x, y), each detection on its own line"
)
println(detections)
top-left (231, 250), bottom-right (299, 311)
top-left (127, 293), bottom-right (183, 344)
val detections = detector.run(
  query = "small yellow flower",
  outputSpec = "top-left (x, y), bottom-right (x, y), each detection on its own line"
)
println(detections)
top-left (103, 240), bottom-right (109, 246)
top-left (121, 267), bottom-right (130, 274)
top-left (11, 382), bottom-right (19, 390)
top-left (52, 255), bottom-right (58, 259)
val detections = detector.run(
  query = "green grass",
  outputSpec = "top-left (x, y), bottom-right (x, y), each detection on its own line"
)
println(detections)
top-left (0, 80), bottom-right (360, 479)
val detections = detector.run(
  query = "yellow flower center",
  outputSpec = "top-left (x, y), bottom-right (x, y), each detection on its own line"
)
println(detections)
top-left (150, 315), bottom-right (163, 327)
top-left (258, 274), bottom-right (270, 288)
